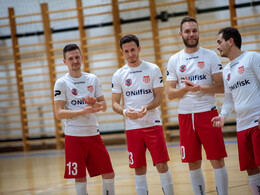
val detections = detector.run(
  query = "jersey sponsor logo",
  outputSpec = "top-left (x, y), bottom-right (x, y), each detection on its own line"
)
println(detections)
top-left (71, 88), bottom-right (78, 95)
top-left (186, 56), bottom-right (199, 60)
top-left (197, 61), bottom-right (205, 69)
top-left (74, 81), bottom-right (85, 84)
top-left (71, 99), bottom-right (86, 105)
top-left (181, 74), bottom-right (207, 82)
top-left (143, 76), bottom-right (150, 83)
top-left (230, 61), bottom-right (239, 68)
top-left (227, 73), bottom-right (231, 81)
top-left (87, 85), bottom-right (93, 92)
top-left (125, 79), bottom-right (132, 86)
top-left (229, 79), bottom-right (250, 91)
top-left (130, 70), bottom-right (142, 74)
top-left (54, 90), bottom-right (61, 96)
top-left (125, 89), bottom-right (152, 96)
top-left (238, 66), bottom-right (244, 74)
top-left (218, 64), bottom-right (223, 70)
top-left (159, 76), bottom-right (163, 83)
top-left (179, 65), bottom-right (186, 72)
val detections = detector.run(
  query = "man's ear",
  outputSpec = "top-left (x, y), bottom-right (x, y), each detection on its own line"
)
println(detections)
top-left (138, 45), bottom-right (142, 52)
top-left (229, 38), bottom-right (234, 47)
top-left (179, 31), bottom-right (182, 38)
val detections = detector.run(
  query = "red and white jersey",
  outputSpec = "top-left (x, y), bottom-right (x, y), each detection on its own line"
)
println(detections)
top-left (54, 72), bottom-right (103, 136)
top-left (222, 51), bottom-right (260, 131)
top-left (112, 61), bottom-right (163, 130)
top-left (166, 47), bottom-right (223, 114)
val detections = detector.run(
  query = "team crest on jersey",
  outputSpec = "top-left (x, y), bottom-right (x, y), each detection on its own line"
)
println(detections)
top-left (143, 76), bottom-right (150, 83)
top-left (238, 66), bottom-right (244, 74)
top-left (87, 85), bottom-right (93, 92)
top-left (71, 88), bottom-right (78, 95)
top-left (179, 65), bottom-right (186, 72)
top-left (227, 73), bottom-right (231, 81)
top-left (125, 79), bottom-right (132, 86)
top-left (197, 61), bottom-right (205, 69)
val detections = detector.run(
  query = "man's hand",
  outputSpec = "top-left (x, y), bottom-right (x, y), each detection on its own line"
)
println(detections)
top-left (181, 77), bottom-right (201, 92)
top-left (124, 107), bottom-right (147, 120)
top-left (258, 115), bottom-right (260, 130)
top-left (211, 116), bottom-right (225, 127)
top-left (82, 97), bottom-right (96, 106)
top-left (81, 106), bottom-right (102, 114)
top-left (136, 106), bottom-right (147, 118)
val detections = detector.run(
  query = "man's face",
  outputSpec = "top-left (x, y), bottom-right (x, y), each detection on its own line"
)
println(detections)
top-left (63, 49), bottom-right (83, 72)
top-left (121, 41), bottom-right (141, 64)
top-left (217, 33), bottom-right (231, 58)
top-left (180, 21), bottom-right (199, 48)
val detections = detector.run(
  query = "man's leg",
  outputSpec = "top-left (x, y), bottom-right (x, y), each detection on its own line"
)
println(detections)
top-left (247, 168), bottom-right (260, 195)
top-left (210, 158), bottom-right (228, 195)
top-left (75, 178), bottom-right (87, 195)
top-left (102, 172), bottom-right (115, 195)
top-left (189, 160), bottom-right (205, 195)
top-left (156, 162), bottom-right (174, 195)
top-left (135, 166), bottom-right (148, 195)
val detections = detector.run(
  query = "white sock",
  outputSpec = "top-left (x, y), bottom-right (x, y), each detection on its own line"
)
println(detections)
top-left (189, 168), bottom-right (205, 195)
top-left (135, 174), bottom-right (148, 195)
top-left (102, 178), bottom-right (115, 195)
top-left (159, 168), bottom-right (174, 195)
top-left (214, 166), bottom-right (228, 195)
top-left (249, 173), bottom-right (260, 195)
top-left (75, 181), bottom-right (87, 195)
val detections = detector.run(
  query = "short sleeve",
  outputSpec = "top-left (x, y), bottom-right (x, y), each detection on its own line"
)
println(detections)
top-left (54, 79), bottom-right (66, 101)
top-left (152, 66), bottom-right (163, 88)
top-left (210, 51), bottom-right (223, 75)
top-left (250, 52), bottom-right (260, 81)
top-left (94, 76), bottom-right (103, 98)
top-left (166, 55), bottom-right (178, 81)
top-left (112, 72), bottom-right (122, 93)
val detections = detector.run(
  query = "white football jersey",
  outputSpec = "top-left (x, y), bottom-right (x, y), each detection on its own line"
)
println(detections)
top-left (112, 61), bottom-right (163, 130)
top-left (166, 47), bottom-right (223, 114)
top-left (54, 72), bottom-right (103, 136)
top-left (222, 51), bottom-right (260, 131)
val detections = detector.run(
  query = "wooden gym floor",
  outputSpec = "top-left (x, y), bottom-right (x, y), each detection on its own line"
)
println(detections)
top-left (0, 137), bottom-right (252, 195)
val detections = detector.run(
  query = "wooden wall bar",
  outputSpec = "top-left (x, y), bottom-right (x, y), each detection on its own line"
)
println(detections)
top-left (0, 0), bottom-right (259, 150)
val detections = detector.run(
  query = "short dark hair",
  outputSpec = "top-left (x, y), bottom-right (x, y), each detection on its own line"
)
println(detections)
top-left (218, 27), bottom-right (242, 49)
top-left (63, 44), bottom-right (81, 59)
top-left (120, 34), bottom-right (139, 49)
top-left (180, 16), bottom-right (198, 32)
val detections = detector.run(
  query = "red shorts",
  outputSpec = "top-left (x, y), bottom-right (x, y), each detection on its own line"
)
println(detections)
top-left (64, 135), bottom-right (114, 178)
top-left (237, 126), bottom-right (260, 171)
top-left (126, 125), bottom-right (170, 169)
top-left (178, 109), bottom-right (227, 163)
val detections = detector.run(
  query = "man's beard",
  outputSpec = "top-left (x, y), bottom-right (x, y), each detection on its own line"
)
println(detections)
top-left (183, 38), bottom-right (199, 48)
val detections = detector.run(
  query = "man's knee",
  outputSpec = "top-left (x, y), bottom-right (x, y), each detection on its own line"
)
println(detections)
top-left (156, 162), bottom-right (169, 173)
top-left (102, 172), bottom-right (115, 179)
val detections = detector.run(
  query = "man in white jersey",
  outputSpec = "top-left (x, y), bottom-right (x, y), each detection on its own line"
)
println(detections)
top-left (112, 34), bottom-right (174, 195)
top-left (54, 44), bottom-right (115, 195)
top-left (166, 17), bottom-right (228, 195)
top-left (212, 27), bottom-right (260, 195)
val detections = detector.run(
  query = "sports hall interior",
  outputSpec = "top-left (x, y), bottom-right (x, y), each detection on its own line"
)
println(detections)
top-left (0, 0), bottom-right (260, 194)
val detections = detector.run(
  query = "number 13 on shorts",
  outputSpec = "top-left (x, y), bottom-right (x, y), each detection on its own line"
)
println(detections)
top-left (181, 146), bottom-right (186, 160)
top-left (128, 152), bottom-right (134, 165)
top-left (67, 161), bottom-right (78, 176)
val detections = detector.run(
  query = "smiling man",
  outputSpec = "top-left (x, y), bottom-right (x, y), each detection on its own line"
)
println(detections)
top-left (166, 16), bottom-right (228, 195)
top-left (112, 34), bottom-right (174, 195)
top-left (212, 27), bottom-right (260, 195)
top-left (54, 44), bottom-right (115, 195)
